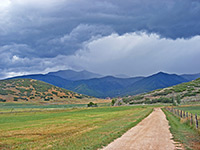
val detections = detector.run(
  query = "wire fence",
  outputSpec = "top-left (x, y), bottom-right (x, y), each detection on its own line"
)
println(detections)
top-left (165, 107), bottom-right (199, 129)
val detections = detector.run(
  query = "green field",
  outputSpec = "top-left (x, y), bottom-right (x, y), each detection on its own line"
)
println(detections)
top-left (0, 105), bottom-right (152, 150)
top-left (176, 105), bottom-right (200, 116)
top-left (0, 103), bottom-right (86, 109)
top-left (0, 102), bottom-right (111, 113)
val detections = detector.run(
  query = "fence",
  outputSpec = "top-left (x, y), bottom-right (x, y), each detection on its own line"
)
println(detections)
top-left (165, 107), bottom-right (199, 129)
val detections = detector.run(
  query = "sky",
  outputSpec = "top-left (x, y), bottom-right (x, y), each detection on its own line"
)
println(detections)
top-left (0, 0), bottom-right (200, 79)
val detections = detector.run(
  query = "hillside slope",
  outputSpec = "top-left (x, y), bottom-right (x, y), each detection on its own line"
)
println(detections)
top-left (0, 79), bottom-right (90, 103)
top-left (65, 76), bottom-right (145, 98)
top-left (121, 78), bottom-right (200, 105)
top-left (10, 74), bottom-right (72, 88)
top-left (122, 72), bottom-right (188, 96)
top-left (180, 73), bottom-right (200, 81)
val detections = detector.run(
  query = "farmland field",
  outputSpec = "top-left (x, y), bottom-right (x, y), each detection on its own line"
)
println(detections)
top-left (176, 105), bottom-right (200, 116)
top-left (0, 100), bottom-right (111, 113)
top-left (0, 105), bottom-right (152, 150)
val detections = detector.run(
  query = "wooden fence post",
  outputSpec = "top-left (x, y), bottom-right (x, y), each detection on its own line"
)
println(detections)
top-left (195, 114), bottom-right (198, 129)
top-left (180, 110), bottom-right (182, 118)
top-left (183, 111), bottom-right (185, 118)
top-left (191, 113), bottom-right (193, 125)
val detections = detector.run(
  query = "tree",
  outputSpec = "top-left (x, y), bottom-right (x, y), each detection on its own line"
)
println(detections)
top-left (87, 102), bottom-right (98, 107)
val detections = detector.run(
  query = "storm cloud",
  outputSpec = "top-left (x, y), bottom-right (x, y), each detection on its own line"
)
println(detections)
top-left (0, 0), bottom-right (200, 78)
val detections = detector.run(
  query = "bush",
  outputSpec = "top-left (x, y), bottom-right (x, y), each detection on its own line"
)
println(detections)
top-left (176, 95), bottom-right (181, 104)
top-left (133, 95), bottom-right (144, 100)
top-left (144, 97), bottom-right (173, 104)
top-left (0, 99), bottom-right (6, 102)
top-left (52, 91), bottom-right (58, 96)
top-left (111, 99), bottom-right (116, 106)
top-left (44, 97), bottom-right (51, 101)
top-left (152, 89), bottom-right (173, 96)
top-left (183, 92), bottom-right (197, 97)
top-left (172, 86), bottom-right (187, 93)
top-left (13, 97), bottom-right (18, 101)
top-left (87, 102), bottom-right (98, 107)
top-left (129, 101), bottom-right (143, 105)
top-left (75, 95), bottom-right (84, 99)
top-left (122, 98), bottom-right (129, 103)
top-left (0, 89), bottom-right (15, 95)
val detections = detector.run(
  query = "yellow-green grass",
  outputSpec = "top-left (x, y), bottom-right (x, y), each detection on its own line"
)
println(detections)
top-left (175, 105), bottom-right (200, 116)
top-left (0, 106), bottom-right (152, 150)
top-left (163, 108), bottom-right (200, 150)
top-left (0, 99), bottom-right (111, 113)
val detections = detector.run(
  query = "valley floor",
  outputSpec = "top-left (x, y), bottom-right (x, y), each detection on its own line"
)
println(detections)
top-left (0, 105), bottom-right (152, 150)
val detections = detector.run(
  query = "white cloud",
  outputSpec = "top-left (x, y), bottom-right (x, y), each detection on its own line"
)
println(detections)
top-left (0, 0), bottom-right (11, 10)
top-left (66, 32), bottom-right (200, 76)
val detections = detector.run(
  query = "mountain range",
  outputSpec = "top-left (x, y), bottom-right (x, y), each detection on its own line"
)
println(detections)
top-left (47, 69), bottom-right (103, 81)
top-left (6, 70), bottom-right (200, 98)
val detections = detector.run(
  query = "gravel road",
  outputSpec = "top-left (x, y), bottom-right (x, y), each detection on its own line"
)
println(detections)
top-left (102, 108), bottom-right (177, 150)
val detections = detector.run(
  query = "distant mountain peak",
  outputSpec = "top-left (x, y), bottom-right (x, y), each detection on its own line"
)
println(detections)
top-left (102, 75), bottom-right (118, 79)
top-left (155, 71), bottom-right (169, 75)
top-left (47, 69), bottom-right (103, 81)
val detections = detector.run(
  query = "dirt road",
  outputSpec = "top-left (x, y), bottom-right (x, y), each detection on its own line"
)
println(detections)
top-left (102, 108), bottom-right (177, 150)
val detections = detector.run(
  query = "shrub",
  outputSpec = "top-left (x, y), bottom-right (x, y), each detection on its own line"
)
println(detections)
top-left (0, 99), bottom-right (6, 102)
top-left (44, 97), bottom-right (51, 101)
top-left (13, 97), bottom-right (18, 101)
top-left (152, 89), bottom-right (173, 96)
top-left (87, 102), bottom-right (98, 107)
top-left (75, 95), bottom-right (84, 99)
top-left (52, 91), bottom-right (58, 96)
top-left (111, 99), bottom-right (116, 106)
top-left (176, 95), bottom-right (181, 104)
top-left (0, 89), bottom-right (15, 95)
top-left (122, 97), bottom-right (129, 103)
top-left (144, 97), bottom-right (173, 104)
top-left (133, 95), bottom-right (144, 100)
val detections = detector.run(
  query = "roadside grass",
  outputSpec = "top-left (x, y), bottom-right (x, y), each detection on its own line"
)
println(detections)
top-left (0, 105), bottom-right (152, 150)
top-left (163, 108), bottom-right (200, 150)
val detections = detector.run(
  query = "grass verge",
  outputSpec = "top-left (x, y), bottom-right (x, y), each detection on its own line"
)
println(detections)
top-left (163, 108), bottom-right (200, 150)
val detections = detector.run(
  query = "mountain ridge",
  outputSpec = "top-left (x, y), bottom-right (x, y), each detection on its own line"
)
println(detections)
top-left (47, 69), bottom-right (103, 81)
top-left (4, 70), bottom-right (200, 98)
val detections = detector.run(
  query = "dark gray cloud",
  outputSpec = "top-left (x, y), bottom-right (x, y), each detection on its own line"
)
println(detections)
top-left (0, 0), bottom-right (200, 78)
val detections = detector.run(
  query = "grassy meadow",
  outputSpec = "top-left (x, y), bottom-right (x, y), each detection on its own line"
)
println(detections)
top-left (0, 105), bottom-right (152, 150)
top-left (176, 105), bottom-right (200, 116)
top-left (0, 98), bottom-right (111, 113)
